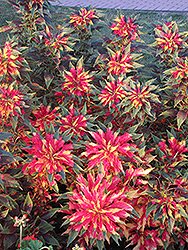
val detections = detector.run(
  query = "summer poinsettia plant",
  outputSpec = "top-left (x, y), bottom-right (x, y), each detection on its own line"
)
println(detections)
top-left (23, 132), bottom-right (74, 186)
top-left (153, 131), bottom-right (188, 173)
top-left (42, 25), bottom-right (75, 59)
top-left (110, 14), bottom-right (140, 48)
top-left (0, 84), bottom-right (26, 119)
top-left (0, 41), bottom-right (27, 80)
top-left (31, 105), bottom-right (60, 131)
top-left (97, 77), bottom-right (126, 113)
top-left (57, 57), bottom-right (94, 101)
top-left (82, 127), bottom-right (140, 174)
top-left (152, 21), bottom-right (188, 60)
top-left (120, 78), bottom-right (160, 124)
top-left (106, 44), bottom-right (143, 76)
top-left (61, 173), bottom-right (136, 250)
top-left (59, 104), bottom-right (96, 141)
top-left (69, 7), bottom-right (99, 29)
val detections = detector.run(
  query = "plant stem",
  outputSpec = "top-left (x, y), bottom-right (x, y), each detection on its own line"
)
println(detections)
top-left (20, 225), bottom-right (23, 247)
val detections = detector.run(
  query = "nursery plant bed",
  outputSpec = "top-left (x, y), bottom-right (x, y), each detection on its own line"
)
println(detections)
top-left (1, 1), bottom-right (188, 250)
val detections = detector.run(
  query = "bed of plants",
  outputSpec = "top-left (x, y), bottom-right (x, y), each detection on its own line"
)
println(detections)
top-left (1, 0), bottom-right (188, 249)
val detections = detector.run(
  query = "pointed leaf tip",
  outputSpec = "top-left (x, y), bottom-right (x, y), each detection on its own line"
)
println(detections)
top-left (177, 110), bottom-right (187, 129)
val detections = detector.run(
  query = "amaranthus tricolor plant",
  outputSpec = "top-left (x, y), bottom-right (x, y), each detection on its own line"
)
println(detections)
top-left (1, 1), bottom-right (188, 249)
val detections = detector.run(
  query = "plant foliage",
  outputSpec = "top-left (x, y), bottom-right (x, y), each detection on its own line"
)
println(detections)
top-left (1, 1), bottom-right (188, 250)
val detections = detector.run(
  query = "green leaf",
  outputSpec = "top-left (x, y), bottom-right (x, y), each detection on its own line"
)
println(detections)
top-left (77, 56), bottom-right (84, 68)
top-left (0, 132), bottom-right (14, 140)
top-left (107, 47), bottom-right (116, 57)
top-left (168, 216), bottom-right (175, 233)
top-left (167, 130), bottom-right (176, 140)
top-left (156, 148), bottom-right (166, 159)
top-left (162, 172), bottom-right (173, 182)
top-left (124, 43), bottom-right (131, 55)
top-left (0, 224), bottom-right (3, 231)
top-left (81, 102), bottom-right (87, 115)
top-left (57, 192), bottom-right (72, 201)
top-left (79, 228), bottom-right (87, 236)
top-left (146, 203), bottom-right (158, 217)
top-left (10, 115), bottom-right (18, 131)
top-left (13, 170), bottom-right (24, 179)
top-left (177, 204), bottom-right (188, 219)
top-left (0, 224), bottom-right (15, 234)
top-left (0, 175), bottom-right (4, 190)
top-left (42, 208), bottom-right (60, 220)
top-left (28, 239), bottom-right (43, 250)
top-left (3, 234), bottom-right (17, 249)
top-left (180, 245), bottom-right (185, 250)
top-left (58, 170), bottom-right (66, 183)
top-left (102, 230), bottom-right (106, 241)
top-left (0, 149), bottom-right (14, 157)
top-left (47, 173), bottom-right (54, 184)
top-left (153, 206), bottom-right (163, 222)
top-left (111, 234), bottom-right (120, 246)
top-left (53, 128), bottom-right (60, 140)
top-left (127, 124), bottom-right (139, 134)
top-left (43, 234), bottom-right (60, 247)
top-left (39, 220), bottom-right (54, 234)
top-left (162, 238), bottom-right (169, 250)
top-left (49, 122), bottom-right (55, 134)
top-left (67, 230), bottom-right (79, 247)
top-left (61, 218), bottom-right (70, 227)
top-left (146, 234), bottom-right (152, 240)
top-left (73, 163), bottom-right (83, 175)
top-left (97, 121), bottom-right (107, 132)
top-left (52, 182), bottom-right (59, 193)
top-left (23, 116), bottom-right (37, 133)
top-left (1, 174), bottom-right (22, 189)
top-left (44, 73), bottom-right (54, 89)
top-left (146, 191), bottom-right (159, 199)
top-left (20, 246), bottom-right (31, 250)
top-left (177, 110), bottom-right (188, 129)
top-left (5, 195), bottom-right (18, 210)
top-left (43, 95), bottom-right (47, 106)
top-left (23, 192), bottom-right (33, 214)
top-left (152, 134), bottom-right (161, 145)
top-left (0, 155), bottom-right (22, 165)
top-left (90, 237), bottom-right (96, 247)
top-left (1, 209), bottom-right (9, 219)
top-left (159, 109), bottom-right (175, 118)
top-left (62, 129), bottom-right (73, 142)
top-left (98, 161), bottom-right (104, 174)
top-left (96, 239), bottom-right (104, 250)
top-left (130, 208), bottom-right (140, 219)
top-left (130, 132), bottom-right (143, 140)
top-left (174, 94), bottom-right (184, 107)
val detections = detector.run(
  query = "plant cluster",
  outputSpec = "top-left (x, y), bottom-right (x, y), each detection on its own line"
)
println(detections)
top-left (1, 1), bottom-right (188, 250)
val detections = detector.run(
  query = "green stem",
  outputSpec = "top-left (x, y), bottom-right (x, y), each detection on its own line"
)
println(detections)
top-left (20, 225), bottom-right (23, 248)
